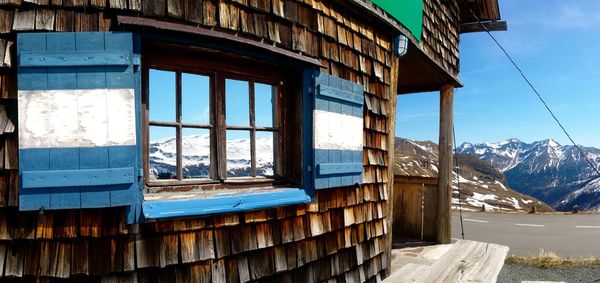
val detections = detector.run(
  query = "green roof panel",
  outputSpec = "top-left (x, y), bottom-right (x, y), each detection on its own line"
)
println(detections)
top-left (371, 0), bottom-right (423, 41)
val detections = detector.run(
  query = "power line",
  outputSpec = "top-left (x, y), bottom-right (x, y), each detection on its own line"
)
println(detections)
top-left (453, 125), bottom-right (465, 240)
top-left (469, 9), bottom-right (600, 179)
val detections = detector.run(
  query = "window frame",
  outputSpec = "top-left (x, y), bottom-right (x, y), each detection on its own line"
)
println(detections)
top-left (142, 43), bottom-right (294, 189)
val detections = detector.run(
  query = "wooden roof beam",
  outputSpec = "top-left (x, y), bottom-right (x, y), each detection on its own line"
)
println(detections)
top-left (460, 20), bottom-right (507, 34)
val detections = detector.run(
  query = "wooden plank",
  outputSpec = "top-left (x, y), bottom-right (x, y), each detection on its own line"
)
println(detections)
top-left (382, 263), bottom-right (431, 283)
top-left (237, 255), bottom-right (251, 283)
top-left (53, 211), bottom-right (78, 238)
top-left (423, 240), bottom-right (509, 283)
top-left (135, 234), bottom-right (160, 268)
top-left (317, 84), bottom-right (363, 105)
top-left (422, 184), bottom-right (439, 241)
top-left (143, 0), bottom-right (166, 17)
top-left (109, 0), bottom-right (127, 9)
top-left (0, 243), bottom-right (6, 276)
top-left (317, 163), bottom-right (362, 175)
top-left (98, 11), bottom-right (111, 31)
top-left (123, 236), bottom-right (135, 271)
top-left (212, 259), bottom-right (227, 283)
top-left (180, 232), bottom-right (199, 263)
top-left (22, 167), bottom-right (135, 189)
top-left (213, 228), bottom-right (231, 258)
top-left (90, 0), bottom-right (106, 8)
top-left (19, 50), bottom-right (132, 67)
top-left (460, 21), bottom-right (507, 34)
top-left (55, 9), bottom-right (75, 32)
top-left (79, 148), bottom-right (109, 208)
top-left (128, 0), bottom-right (142, 11)
top-left (51, 242), bottom-right (71, 278)
top-left (3, 135), bottom-right (16, 169)
top-left (399, 183), bottom-right (423, 240)
top-left (89, 239), bottom-right (110, 275)
top-left (118, 15), bottom-right (321, 66)
top-left (13, 9), bottom-right (36, 31)
top-left (160, 234), bottom-right (179, 267)
top-left (225, 257), bottom-right (239, 283)
top-left (47, 148), bottom-right (81, 209)
top-left (183, 0), bottom-right (202, 23)
top-left (250, 0), bottom-right (269, 12)
top-left (395, 176), bottom-right (439, 185)
top-left (203, 0), bottom-right (217, 26)
top-left (5, 242), bottom-right (24, 277)
top-left (167, 0), bottom-right (183, 18)
top-left (75, 11), bottom-right (98, 32)
top-left (0, 9), bottom-right (14, 34)
top-left (35, 211), bottom-right (54, 239)
top-left (437, 84), bottom-right (454, 244)
top-left (8, 170), bottom-right (20, 207)
top-left (0, 174), bottom-right (8, 208)
top-left (79, 209), bottom-right (102, 237)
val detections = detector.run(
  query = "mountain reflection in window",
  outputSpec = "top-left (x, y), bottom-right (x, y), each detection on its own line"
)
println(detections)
top-left (149, 126), bottom-right (177, 180)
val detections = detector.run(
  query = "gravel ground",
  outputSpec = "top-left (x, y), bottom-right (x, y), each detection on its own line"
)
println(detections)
top-left (498, 264), bottom-right (600, 282)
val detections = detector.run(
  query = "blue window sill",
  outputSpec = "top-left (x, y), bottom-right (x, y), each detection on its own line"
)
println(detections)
top-left (142, 188), bottom-right (312, 219)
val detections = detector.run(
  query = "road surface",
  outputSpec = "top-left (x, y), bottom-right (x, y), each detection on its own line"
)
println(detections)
top-left (451, 211), bottom-right (600, 257)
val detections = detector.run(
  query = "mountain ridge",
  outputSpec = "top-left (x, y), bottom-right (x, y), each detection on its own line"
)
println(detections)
top-left (457, 138), bottom-right (600, 211)
top-left (394, 137), bottom-right (553, 212)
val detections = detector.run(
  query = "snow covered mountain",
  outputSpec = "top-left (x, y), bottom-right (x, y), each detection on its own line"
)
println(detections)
top-left (395, 138), bottom-right (553, 212)
top-left (149, 134), bottom-right (274, 179)
top-left (457, 139), bottom-right (600, 211)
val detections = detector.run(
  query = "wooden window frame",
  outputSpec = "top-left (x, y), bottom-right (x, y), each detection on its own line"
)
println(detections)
top-left (142, 43), bottom-right (297, 190)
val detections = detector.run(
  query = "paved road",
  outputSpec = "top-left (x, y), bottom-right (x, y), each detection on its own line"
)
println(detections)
top-left (451, 211), bottom-right (600, 257)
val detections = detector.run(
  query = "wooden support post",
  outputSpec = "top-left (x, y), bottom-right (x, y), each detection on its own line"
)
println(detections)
top-left (437, 84), bottom-right (454, 244)
top-left (384, 55), bottom-right (400, 276)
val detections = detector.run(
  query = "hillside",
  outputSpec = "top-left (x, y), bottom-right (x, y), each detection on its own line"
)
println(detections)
top-left (457, 139), bottom-right (600, 211)
top-left (395, 138), bottom-right (554, 212)
top-left (149, 134), bottom-right (273, 179)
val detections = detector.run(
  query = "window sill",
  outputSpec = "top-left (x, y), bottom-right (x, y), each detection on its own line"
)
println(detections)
top-left (142, 187), bottom-right (311, 219)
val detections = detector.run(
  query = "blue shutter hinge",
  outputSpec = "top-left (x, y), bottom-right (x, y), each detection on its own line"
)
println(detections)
top-left (137, 168), bottom-right (143, 183)
top-left (133, 55), bottom-right (141, 72)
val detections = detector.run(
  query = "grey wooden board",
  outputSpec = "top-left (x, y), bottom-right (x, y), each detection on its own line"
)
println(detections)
top-left (385, 240), bottom-right (509, 283)
top-left (386, 263), bottom-right (431, 283)
top-left (422, 240), bottom-right (509, 283)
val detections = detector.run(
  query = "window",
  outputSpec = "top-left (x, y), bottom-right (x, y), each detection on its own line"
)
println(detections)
top-left (143, 44), bottom-right (296, 189)
top-left (148, 70), bottom-right (213, 181)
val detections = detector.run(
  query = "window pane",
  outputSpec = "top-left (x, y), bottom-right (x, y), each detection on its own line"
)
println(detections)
top-left (225, 79), bottom-right (250, 126)
top-left (226, 130), bottom-right (251, 177)
top-left (149, 126), bottom-right (177, 180)
top-left (255, 83), bottom-right (274, 128)
top-left (182, 128), bottom-right (211, 179)
top-left (256, 131), bottom-right (274, 177)
top-left (182, 73), bottom-right (210, 125)
top-left (149, 69), bottom-right (176, 122)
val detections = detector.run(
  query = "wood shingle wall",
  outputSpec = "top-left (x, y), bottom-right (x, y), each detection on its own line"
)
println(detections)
top-left (0, 0), bottom-right (461, 281)
top-left (422, 0), bottom-right (461, 77)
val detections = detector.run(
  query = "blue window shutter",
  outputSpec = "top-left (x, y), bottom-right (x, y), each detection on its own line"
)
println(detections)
top-left (17, 32), bottom-right (142, 220)
top-left (306, 71), bottom-right (364, 190)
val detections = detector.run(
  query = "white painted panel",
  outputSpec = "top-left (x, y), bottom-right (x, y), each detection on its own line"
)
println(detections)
top-left (79, 89), bottom-right (109, 146)
top-left (47, 91), bottom-right (80, 146)
top-left (18, 89), bottom-right (136, 148)
top-left (107, 90), bottom-right (136, 145)
top-left (313, 110), bottom-right (363, 151)
top-left (19, 92), bottom-right (49, 148)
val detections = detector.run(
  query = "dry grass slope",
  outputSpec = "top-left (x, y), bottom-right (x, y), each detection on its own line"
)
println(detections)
top-left (506, 250), bottom-right (600, 269)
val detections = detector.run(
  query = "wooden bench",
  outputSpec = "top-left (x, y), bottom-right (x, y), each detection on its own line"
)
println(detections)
top-left (385, 240), bottom-right (509, 283)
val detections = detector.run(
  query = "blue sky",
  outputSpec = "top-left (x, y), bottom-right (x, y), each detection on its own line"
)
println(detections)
top-left (149, 70), bottom-right (274, 141)
top-left (396, 1), bottom-right (600, 147)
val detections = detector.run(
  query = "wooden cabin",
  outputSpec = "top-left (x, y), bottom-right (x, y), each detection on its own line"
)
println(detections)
top-left (0, 0), bottom-right (503, 282)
